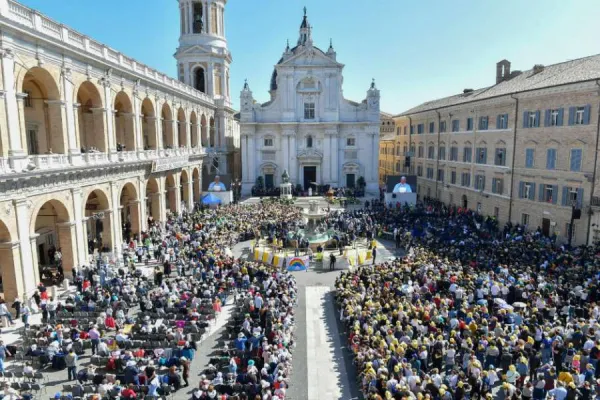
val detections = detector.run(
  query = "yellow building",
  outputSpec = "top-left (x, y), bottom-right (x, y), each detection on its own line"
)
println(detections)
top-left (378, 112), bottom-right (400, 186)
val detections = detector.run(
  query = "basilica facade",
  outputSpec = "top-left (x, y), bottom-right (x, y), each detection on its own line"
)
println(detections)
top-left (239, 11), bottom-right (381, 195)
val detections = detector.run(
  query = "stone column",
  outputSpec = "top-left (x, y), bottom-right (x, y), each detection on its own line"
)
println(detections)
top-left (186, 171), bottom-right (194, 210)
top-left (14, 199), bottom-right (37, 298)
top-left (330, 131), bottom-right (339, 185)
top-left (1, 50), bottom-right (26, 169)
top-left (207, 63), bottom-right (214, 97)
top-left (184, 63), bottom-right (191, 88)
top-left (127, 200), bottom-right (141, 239)
top-left (73, 103), bottom-right (81, 151)
top-left (29, 235), bottom-right (40, 285)
top-left (101, 81), bottom-right (117, 158)
top-left (149, 116), bottom-right (161, 151)
top-left (56, 222), bottom-right (77, 278)
top-left (137, 178), bottom-right (148, 233)
top-left (61, 67), bottom-right (81, 164)
top-left (172, 118), bottom-right (179, 148)
top-left (205, 1), bottom-right (210, 35)
top-left (71, 188), bottom-right (86, 268)
top-left (289, 134), bottom-right (297, 184)
top-left (323, 131), bottom-right (332, 184)
top-left (110, 182), bottom-right (122, 255)
top-left (0, 242), bottom-right (22, 302)
top-left (185, 121), bottom-right (192, 148)
top-left (132, 91), bottom-right (143, 155)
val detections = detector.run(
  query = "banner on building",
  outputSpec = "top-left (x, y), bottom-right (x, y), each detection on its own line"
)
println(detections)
top-left (152, 156), bottom-right (190, 173)
top-left (286, 256), bottom-right (309, 272)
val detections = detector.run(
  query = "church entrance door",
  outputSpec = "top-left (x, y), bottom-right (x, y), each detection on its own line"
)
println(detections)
top-left (303, 166), bottom-right (316, 191)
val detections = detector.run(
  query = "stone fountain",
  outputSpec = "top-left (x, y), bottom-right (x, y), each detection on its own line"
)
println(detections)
top-left (290, 200), bottom-right (336, 250)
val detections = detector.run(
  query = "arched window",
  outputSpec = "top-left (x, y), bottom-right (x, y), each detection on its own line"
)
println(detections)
top-left (195, 67), bottom-right (206, 93)
top-left (306, 135), bottom-right (313, 148)
top-left (193, 2), bottom-right (204, 33)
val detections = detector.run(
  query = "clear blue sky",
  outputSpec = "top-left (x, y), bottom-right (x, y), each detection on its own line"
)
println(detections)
top-left (19, 0), bottom-right (600, 114)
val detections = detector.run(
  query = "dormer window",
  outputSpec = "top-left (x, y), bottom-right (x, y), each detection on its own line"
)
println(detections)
top-left (304, 102), bottom-right (315, 119)
top-left (306, 135), bottom-right (313, 148)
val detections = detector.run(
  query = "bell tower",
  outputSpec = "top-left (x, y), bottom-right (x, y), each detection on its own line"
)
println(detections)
top-left (174, 0), bottom-right (231, 103)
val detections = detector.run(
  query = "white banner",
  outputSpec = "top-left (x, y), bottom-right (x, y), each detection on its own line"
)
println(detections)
top-left (152, 155), bottom-right (190, 172)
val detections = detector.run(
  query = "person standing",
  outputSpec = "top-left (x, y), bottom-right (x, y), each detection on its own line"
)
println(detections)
top-left (88, 325), bottom-right (101, 355)
top-left (20, 303), bottom-right (31, 329)
top-left (11, 298), bottom-right (21, 319)
top-left (0, 301), bottom-right (14, 325)
top-left (330, 253), bottom-right (337, 271)
top-left (0, 340), bottom-right (11, 372)
top-left (65, 349), bottom-right (78, 381)
top-left (372, 246), bottom-right (377, 264)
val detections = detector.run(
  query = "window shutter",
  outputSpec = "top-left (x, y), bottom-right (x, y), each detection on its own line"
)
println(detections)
top-left (529, 183), bottom-right (536, 200)
top-left (544, 109), bottom-right (551, 127)
top-left (483, 148), bottom-right (488, 163)
top-left (577, 188), bottom-right (584, 208)
top-left (568, 107), bottom-right (576, 125)
top-left (504, 114), bottom-right (509, 129)
top-left (584, 104), bottom-right (592, 125)
top-left (492, 178), bottom-right (497, 193)
top-left (538, 184), bottom-right (545, 202)
top-left (557, 108), bottom-right (564, 126)
top-left (496, 115), bottom-right (501, 129)
top-left (481, 176), bottom-right (485, 191)
top-left (552, 185), bottom-right (558, 204)
top-left (519, 182), bottom-right (524, 198)
top-left (535, 110), bottom-right (541, 127)
top-left (522, 111), bottom-right (528, 128)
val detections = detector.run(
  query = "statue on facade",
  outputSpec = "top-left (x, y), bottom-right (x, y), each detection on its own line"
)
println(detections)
top-left (281, 169), bottom-right (289, 184)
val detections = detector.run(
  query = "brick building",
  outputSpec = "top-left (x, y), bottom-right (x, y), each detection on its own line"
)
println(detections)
top-left (394, 56), bottom-right (600, 245)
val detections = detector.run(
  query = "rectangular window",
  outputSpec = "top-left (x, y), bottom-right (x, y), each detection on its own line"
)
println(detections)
top-left (429, 122), bottom-right (435, 133)
top-left (426, 167), bottom-right (434, 179)
top-left (450, 147), bottom-right (458, 161)
top-left (440, 121), bottom-right (447, 133)
top-left (403, 126), bottom-right (407, 135)
top-left (525, 148), bottom-right (535, 168)
top-left (451, 170), bottom-right (457, 184)
top-left (24, 90), bottom-right (32, 108)
top-left (428, 146), bottom-right (435, 159)
top-left (562, 187), bottom-right (582, 207)
top-left (439, 147), bottom-right (446, 160)
top-left (494, 207), bottom-right (499, 219)
top-left (346, 137), bottom-right (356, 146)
top-left (417, 165), bottom-right (423, 176)
top-left (566, 223), bottom-right (575, 239)
top-left (546, 148), bottom-right (556, 170)
top-left (570, 148), bottom-right (582, 172)
top-left (467, 117), bottom-right (473, 131)
top-left (461, 172), bottom-right (471, 187)
top-left (550, 109), bottom-right (560, 126)
top-left (417, 124), bottom-right (424, 134)
top-left (479, 116), bottom-right (489, 130)
top-left (452, 119), bottom-right (460, 132)
top-left (418, 146), bottom-right (424, 158)
top-left (495, 148), bottom-right (506, 166)
top-left (475, 147), bottom-right (487, 164)
top-left (497, 113), bottom-right (508, 129)
top-left (437, 169), bottom-right (444, 182)
top-left (410, 125), bottom-right (414, 135)
top-left (304, 102), bottom-right (315, 119)
top-left (521, 213), bottom-right (530, 226)
top-left (541, 184), bottom-right (555, 203)
top-left (492, 178), bottom-right (504, 195)
top-left (474, 174), bottom-right (485, 190)
top-left (575, 106), bottom-right (585, 125)
top-left (520, 182), bottom-right (536, 200)
top-left (263, 137), bottom-right (273, 147)
top-left (463, 147), bottom-right (472, 163)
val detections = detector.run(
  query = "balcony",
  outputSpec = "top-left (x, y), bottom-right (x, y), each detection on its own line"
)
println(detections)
top-left (31, 154), bottom-right (70, 170)
top-left (83, 152), bottom-right (109, 164)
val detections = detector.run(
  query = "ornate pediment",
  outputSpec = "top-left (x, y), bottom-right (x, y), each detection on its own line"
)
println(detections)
top-left (297, 149), bottom-right (323, 161)
top-left (279, 46), bottom-right (342, 68)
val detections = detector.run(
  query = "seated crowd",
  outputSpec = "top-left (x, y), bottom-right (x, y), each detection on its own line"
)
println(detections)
top-left (335, 200), bottom-right (600, 400)
top-left (4, 202), bottom-right (301, 400)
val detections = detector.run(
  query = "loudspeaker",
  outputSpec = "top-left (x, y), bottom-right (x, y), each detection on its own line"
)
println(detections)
top-left (573, 208), bottom-right (582, 220)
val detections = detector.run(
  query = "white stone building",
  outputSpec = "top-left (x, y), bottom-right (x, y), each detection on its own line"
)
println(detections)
top-left (0, 0), bottom-right (239, 302)
top-left (239, 10), bottom-right (380, 194)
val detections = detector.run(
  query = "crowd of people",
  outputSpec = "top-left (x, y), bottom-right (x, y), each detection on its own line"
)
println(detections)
top-left (335, 200), bottom-right (600, 400)
top-left (3, 202), bottom-right (302, 400)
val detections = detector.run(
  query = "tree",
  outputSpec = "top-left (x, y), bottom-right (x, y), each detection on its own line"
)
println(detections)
top-left (357, 176), bottom-right (366, 189)
top-left (255, 176), bottom-right (264, 189)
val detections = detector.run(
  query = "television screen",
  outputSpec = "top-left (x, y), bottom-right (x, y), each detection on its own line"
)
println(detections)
top-left (386, 175), bottom-right (417, 193)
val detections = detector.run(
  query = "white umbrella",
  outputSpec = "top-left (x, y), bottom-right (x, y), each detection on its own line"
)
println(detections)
top-left (513, 302), bottom-right (527, 309)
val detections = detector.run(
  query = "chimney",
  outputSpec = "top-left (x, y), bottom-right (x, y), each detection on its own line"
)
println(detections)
top-left (496, 59), bottom-right (511, 84)
top-left (532, 64), bottom-right (544, 74)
